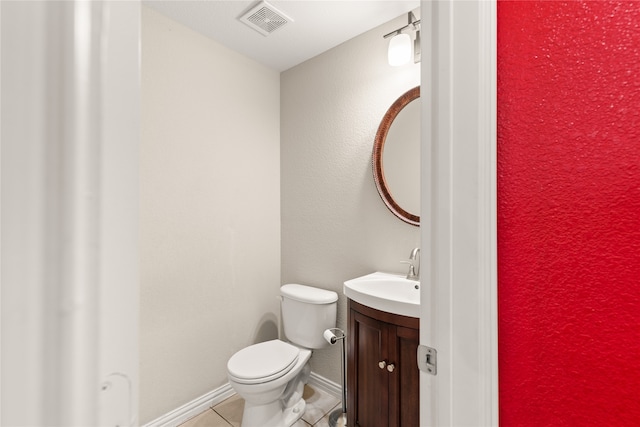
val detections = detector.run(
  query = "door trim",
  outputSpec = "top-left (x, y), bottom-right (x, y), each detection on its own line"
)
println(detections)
top-left (419, 0), bottom-right (498, 425)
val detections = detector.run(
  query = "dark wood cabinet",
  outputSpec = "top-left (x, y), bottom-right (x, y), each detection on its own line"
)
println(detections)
top-left (347, 299), bottom-right (420, 427)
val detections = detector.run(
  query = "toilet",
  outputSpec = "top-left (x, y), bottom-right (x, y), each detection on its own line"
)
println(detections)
top-left (227, 284), bottom-right (338, 427)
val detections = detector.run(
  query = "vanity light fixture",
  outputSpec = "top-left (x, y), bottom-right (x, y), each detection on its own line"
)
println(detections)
top-left (384, 11), bottom-right (421, 66)
top-left (388, 33), bottom-right (412, 66)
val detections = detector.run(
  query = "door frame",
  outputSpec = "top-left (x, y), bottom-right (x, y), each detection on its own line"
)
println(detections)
top-left (1, 1), bottom-right (140, 425)
top-left (419, 1), bottom-right (498, 425)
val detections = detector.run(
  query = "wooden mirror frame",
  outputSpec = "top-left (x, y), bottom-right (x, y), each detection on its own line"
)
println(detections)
top-left (372, 86), bottom-right (420, 226)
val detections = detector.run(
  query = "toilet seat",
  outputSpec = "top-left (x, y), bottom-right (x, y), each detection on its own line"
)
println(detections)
top-left (227, 340), bottom-right (300, 385)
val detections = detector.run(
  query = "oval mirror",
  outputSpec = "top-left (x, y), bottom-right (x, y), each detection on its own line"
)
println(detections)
top-left (372, 86), bottom-right (420, 226)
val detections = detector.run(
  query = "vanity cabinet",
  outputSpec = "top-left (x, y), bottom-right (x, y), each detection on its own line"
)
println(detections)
top-left (347, 299), bottom-right (420, 427)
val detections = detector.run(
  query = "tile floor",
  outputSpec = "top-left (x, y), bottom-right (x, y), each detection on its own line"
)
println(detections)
top-left (180, 384), bottom-right (341, 427)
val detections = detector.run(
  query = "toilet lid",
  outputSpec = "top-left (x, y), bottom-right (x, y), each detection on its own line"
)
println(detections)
top-left (227, 340), bottom-right (299, 384)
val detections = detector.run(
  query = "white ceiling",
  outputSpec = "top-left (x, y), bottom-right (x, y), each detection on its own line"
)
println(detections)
top-left (143, 0), bottom-right (419, 71)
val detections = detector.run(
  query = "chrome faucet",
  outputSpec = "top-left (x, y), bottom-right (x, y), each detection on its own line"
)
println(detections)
top-left (402, 248), bottom-right (420, 281)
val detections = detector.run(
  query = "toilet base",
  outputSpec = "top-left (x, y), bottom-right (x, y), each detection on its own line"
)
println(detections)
top-left (241, 397), bottom-right (305, 427)
top-left (283, 398), bottom-right (306, 427)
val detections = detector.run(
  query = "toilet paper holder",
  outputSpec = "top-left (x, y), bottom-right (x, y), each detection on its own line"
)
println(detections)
top-left (324, 328), bottom-right (347, 427)
top-left (323, 328), bottom-right (345, 345)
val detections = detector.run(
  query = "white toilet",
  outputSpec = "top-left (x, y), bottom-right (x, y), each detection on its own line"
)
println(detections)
top-left (227, 284), bottom-right (338, 427)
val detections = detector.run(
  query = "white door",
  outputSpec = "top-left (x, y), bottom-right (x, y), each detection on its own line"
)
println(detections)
top-left (1, 1), bottom-right (140, 425)
top-left (419, 1), bottom-right (498, 425)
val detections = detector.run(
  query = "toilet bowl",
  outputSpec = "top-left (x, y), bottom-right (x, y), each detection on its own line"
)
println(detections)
top-left (228, 340), bottom-right (311, 426)
top-left (227, 284), bottom-right (338, 427)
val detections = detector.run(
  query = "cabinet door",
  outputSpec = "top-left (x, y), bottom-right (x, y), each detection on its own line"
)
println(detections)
top-left (388, 325), bottom-right (420, 427)
top-left (348, 309), bottom-right (389, 427)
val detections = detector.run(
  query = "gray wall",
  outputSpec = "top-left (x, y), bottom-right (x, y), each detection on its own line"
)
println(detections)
top-left (280, 11), bottom-right (420, 384)
top-left (141, 7), bottom-right (281, 423)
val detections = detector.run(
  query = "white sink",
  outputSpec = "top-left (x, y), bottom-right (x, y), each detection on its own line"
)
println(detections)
top-left (344, 272), bottom-right (420, 318)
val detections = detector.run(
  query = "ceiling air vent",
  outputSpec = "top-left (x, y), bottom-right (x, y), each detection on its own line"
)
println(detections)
top-left (239, 1), bottom-right (293, 37)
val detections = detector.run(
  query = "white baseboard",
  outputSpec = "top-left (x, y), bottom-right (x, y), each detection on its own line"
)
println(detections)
top-left (308, 371), bottom-right (342, 400)
top-left (142, 383), bottom-right (235, 427)
top-left (142, 372), bottom-right (341, 427)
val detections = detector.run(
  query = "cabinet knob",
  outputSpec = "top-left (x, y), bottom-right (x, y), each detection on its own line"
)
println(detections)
top-left (378, 361), bottom-right (386, 369)
top-left (387, 363), bottom-right (395, 373)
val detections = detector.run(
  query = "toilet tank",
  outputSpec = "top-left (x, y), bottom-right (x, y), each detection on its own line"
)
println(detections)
top-left (280, 284), bottom-right (338, 349)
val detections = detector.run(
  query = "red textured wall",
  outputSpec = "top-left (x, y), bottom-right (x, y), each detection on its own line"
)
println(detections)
top-left (497, 1), bottom-right (640, 425)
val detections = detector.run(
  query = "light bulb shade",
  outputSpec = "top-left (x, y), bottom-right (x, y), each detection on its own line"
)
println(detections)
top-left (388, 33), bottom-right (411, 66)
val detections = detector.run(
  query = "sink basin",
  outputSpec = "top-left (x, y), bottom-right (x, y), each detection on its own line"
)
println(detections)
top-left (343, 272), bottom-right (420, 318)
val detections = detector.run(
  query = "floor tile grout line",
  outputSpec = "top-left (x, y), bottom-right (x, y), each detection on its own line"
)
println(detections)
top-left (211, 407), bottom-right (234, 427)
